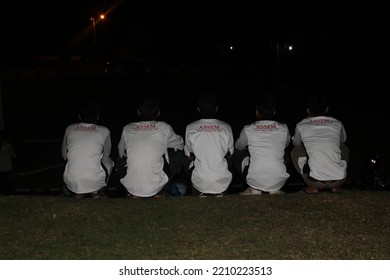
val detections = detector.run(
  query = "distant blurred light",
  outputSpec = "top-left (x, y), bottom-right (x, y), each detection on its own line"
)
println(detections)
top-left (229, 45), bottom-right (234, 50)
top-left (288, 45), bottom-right (293, 51)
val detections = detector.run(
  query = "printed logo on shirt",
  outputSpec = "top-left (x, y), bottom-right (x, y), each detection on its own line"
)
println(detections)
top-left (309, 118), bottom-right (331, 125)
top-left (255, 123), bottom-right (279, 131)
top-left (74, 124), bottom-right (97, 132)
top-left (197, 125), bottom-right (221, 132)
top-left (135, 123), bottom-right (157, 131)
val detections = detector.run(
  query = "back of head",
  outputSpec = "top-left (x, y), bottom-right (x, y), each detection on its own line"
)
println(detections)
top-left (254, 92), bottom-right (277, 120)
top-left (78, 99), bottom-right (100, 123)
top-left (138, 97), bottom-right (160, 121)
top-left (197, 93), bottom-right (218, 119)
top-left (305, 95), bottom-right (329, 117)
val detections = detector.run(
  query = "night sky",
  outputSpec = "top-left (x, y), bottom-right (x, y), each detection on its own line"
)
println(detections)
top-left (1, 1), bottom-right (388, 130)
top-left (1, 1), bottom-right (387, 68)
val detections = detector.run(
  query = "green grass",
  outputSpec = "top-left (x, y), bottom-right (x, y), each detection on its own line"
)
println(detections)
top-left (1, 190), bottom-right (389, 260)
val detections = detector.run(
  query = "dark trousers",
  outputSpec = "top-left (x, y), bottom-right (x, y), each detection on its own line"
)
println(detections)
top-left (161, 149), bottom-right (187, 193)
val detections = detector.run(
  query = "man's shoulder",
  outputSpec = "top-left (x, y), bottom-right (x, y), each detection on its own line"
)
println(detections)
top-left (217, 119), bottom-right (232, 127)
top-left (97, 125), bottom-right (110, 133)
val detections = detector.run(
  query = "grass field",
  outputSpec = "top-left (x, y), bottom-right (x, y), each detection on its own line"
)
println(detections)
top-left (1, 189), bottom-right (389, 260)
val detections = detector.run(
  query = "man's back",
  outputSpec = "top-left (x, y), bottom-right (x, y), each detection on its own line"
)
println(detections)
top-left (290, 94), bottom-right (349, 193)
top-left (118, 119), bottom-right (184, 197)
top-left (236, 119), bottom-right (290, 191)
top-left (184, 118), bottom-right (234, 194)
top-left (62, 122), bottom-right (112, 194)
top-left (61, 98), bottom-right (113, 196)
top-left (292, 115), bottom-right (347, 181)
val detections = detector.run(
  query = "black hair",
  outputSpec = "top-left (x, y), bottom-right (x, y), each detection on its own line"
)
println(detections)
top-left (197, 93), bottom-right (218, 119)
top-left (305, 95), bottom-right (329, 116)
top-left (254, 92), bottom-right (277, 120)
top-left (78, 99), bottom-right (100, 123)
top-left (138, 97), bottom-right (160, 121)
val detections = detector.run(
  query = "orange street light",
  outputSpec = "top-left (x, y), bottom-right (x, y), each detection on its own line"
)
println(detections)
top-left (90, 14), bottom-right (105, 53)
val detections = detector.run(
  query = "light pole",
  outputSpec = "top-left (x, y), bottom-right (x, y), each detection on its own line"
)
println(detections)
top-left (275, 43), bottom-right (293, 89)
top-left (90, 14), bottom-right (105, 55)
top-left (90, 17), bottom-right (97, 48)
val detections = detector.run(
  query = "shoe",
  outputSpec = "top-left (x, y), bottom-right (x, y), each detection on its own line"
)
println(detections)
top-left (91, 192), bottom-right (100, 199)
top-left (74, 193), bottom-right (86, 199)
top-left (199, 193), bottom-right (208, 198)
top-left (215, 193), bottom-right (224, 198)
top-left (269, 189), bottom-right (285, 195)
top-left (126, 193), bottom-right (141, 199)
top-left (303, 186), bottom-right (320, 194)
top-left (239, 187), bottom-right (262, 196)
top-left (62, 184), bottom-right (72, 197)
top-left (91, 191), bottom-right (106, 199)
top-left (330, 187), bottom-right (342, 193)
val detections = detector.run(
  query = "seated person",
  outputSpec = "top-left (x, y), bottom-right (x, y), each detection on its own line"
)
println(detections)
top-left (117, 96), bottom-right (184, 199)
top-left (233, 92), bottom-right (291, 195)
top-left (62, 99), bottom-right (114, 199)
top-left (291, 94), bottom-right (349, 193)
top-left (184, 92), bottom-right (234, 197)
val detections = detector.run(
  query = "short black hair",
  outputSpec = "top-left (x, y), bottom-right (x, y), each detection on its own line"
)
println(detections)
top-left (197, 93), bottom-right (218, 118)
top-left (305, 95), bottom-right (329, 116)
top-left (254, 92), bottom-right (277, 120)
top-left (78, 99), bottom-right (100, 123)
top-left (138, 97), bottom-right (160, 120)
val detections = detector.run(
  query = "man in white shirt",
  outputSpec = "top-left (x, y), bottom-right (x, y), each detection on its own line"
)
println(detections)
top-left (118, 97), bottom-right (184, 198)
top-left (291, 94), bottom-right (349, 193)
top-left (184, 93), bottom-right (234, 197)
top-left (62, 99), bottom-right (114, 199)
top-left (234, 93), bottom-right (290, 195)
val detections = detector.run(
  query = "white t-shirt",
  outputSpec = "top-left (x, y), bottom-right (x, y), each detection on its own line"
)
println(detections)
top-left (118, 120), bottom-right (184, 197)
top-left (292, 116), bottom-right (347, 181)
top-left (235, 120), bottom-right (291, 192)
top-left (62, 122), bottom-right (113, 194)
top-left (184, 118), bottom-right (234, 194)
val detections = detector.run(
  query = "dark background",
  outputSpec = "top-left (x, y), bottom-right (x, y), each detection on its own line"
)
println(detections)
top-left (0, 1), bottom-right (388, 188)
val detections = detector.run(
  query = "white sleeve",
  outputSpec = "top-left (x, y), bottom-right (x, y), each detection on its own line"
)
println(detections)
top-left (167, 126), bottom-right (184, 150)
top-left (340, 124), bottom-right (347, 143)
top-left (227, 125), bottom-right (235, 155)
top-left (117, 130), bottom-right (126, 158)
top-left (292, 126), bottom-right (302, 146)
top-left (183, 127), bottom-right (192, 157)
top-left (61, 129), bottom-right (68, 160)
top-left (234, 128), bottom-right (248, 151)
top-left (102, 131), bottom-right (112, 160)
top-left (285, 127), bottom-right (292, 148)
